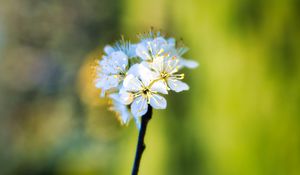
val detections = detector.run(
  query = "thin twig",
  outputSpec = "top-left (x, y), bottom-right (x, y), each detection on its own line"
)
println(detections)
top-left (131, 106), bottom-right (153, 175)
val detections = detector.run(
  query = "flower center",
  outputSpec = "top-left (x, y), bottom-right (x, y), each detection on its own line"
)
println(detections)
top-left (142, 88), bottom-right (150, 95)
top-left (160, 72), bottom-right (169, 79)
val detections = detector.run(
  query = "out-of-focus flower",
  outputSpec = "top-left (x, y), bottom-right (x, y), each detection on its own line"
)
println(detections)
top-left (95, 50), bottom-right (128, 96)
top-left (109, 93), bottom-right (132, 125)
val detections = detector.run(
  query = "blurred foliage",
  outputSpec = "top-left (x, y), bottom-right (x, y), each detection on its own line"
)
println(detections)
top-left (0, 0), bottom-right (299, 175)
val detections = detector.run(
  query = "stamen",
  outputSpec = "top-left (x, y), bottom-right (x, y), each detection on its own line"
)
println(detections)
top-left (148, 78), bottom-right (163, 89)
top-left (142, 51), bottom-right (152, 60)
top-left (160, 72), bottom-right (169, 79)
top-left (157, 48), bottom-right (164, 56)
top-left (173, 73), bottom-right (185, 80)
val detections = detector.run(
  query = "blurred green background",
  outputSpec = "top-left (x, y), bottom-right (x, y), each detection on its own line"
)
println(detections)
top-left (0, 0), bottom-right (299, 175)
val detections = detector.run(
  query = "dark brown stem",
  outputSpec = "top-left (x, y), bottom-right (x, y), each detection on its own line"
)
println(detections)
top-left (131, 106), bottom-right (153, 175)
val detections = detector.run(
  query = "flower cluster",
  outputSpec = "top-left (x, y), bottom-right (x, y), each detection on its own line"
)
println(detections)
top-left (95, 32), bottom-right (198, 128)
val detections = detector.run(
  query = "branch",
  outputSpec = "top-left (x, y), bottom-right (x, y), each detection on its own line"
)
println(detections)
top-left (131, 106), bottom-right (153, 175)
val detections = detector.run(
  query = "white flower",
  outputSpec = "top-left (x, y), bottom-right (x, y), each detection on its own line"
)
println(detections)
top-left (149, 55), bottom-right (190, 92)
top-left (95, 50), bottom-right (128, 96)
top-left (121, 64), bottom-right (168, 117)
top-left (94, 33), bottom-right (198, 128)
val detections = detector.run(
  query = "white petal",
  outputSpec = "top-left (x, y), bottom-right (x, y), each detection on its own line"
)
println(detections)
top-left (138, 64), bottom-right (157, 86)
top-left (127, 64), bottom-right (140, 76)
top-left (110, 51), bottom-right (128, 72)
top-left (98, 76), bottom-right (118, 97)
top-left (104, 45), bottom-right (114, 55)
top-left (128, 63), bottom-right (158, 87)
top-left (151, 57), bottom-right (164, 73)
top-left (131, 96), bottom-right (148, 117)
top-left (134, 117), bottom-right (141, 130)
top-left (109, 93), bottom-right (120, 101)
top-left (153, 37), bottom-right (168, 44)
top-left (96, 74), bottom-right (119, 90)
top-left (167, 78), bottom-right (189, 92)
top-left (167, 38), bottom-right (176, 47)
top-left (119, 89), bottom-right (134, 105)
top-left (149, 37), bottom-right (167, 55)
top-left (123, 74), bottom-right (143, 92)
top-left (100, 89), bottom-right (106, 97)
top-left (111, 100), bottom-right (131, 125)
top-left (140, 61), bottom-right (151, 69)
top-left (120, 108), bottom-right (131, 124)
top-left (164, 56), bottom-right (180, 74)
top-left (95, 75), bottom-right (106, 88)
top-left (149, 94), bottom-right (167, 109)
top-left (136, 44), bottom-right (151, 61)
top-left (106, 75), bottom-right (120, 89)
top-left (180, 58), bottom-right (199, 69)
top-left (128, 44), bottom-right (137, 58)
top-left (150, 79), bottom-right (168, 94)
top-left (100, 58), bottom-right (117, 74)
